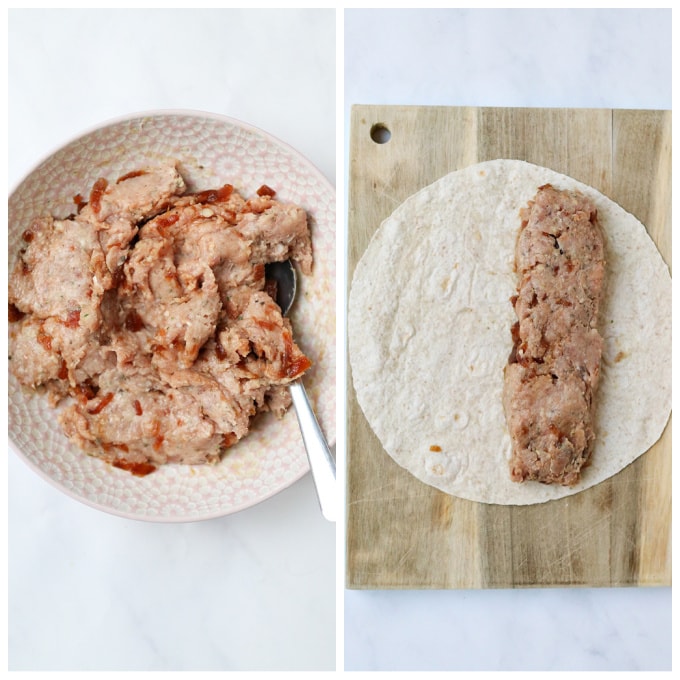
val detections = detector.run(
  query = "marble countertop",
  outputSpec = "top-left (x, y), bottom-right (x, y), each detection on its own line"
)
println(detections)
top-left (7, 9), bottom-right (336, 672)
top-left (343, 8), bottom-right (671, 673)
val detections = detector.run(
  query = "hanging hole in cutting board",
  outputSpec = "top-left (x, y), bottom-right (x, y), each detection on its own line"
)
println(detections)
top-left (370, 123), bottom-right (391, 144)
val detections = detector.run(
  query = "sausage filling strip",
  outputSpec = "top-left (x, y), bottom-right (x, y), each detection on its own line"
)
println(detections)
top-left (503, 184), bottom-right (605, 486)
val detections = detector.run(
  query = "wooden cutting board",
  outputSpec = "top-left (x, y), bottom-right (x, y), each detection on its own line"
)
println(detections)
top-left (346, 105), bottom-right (671, 589)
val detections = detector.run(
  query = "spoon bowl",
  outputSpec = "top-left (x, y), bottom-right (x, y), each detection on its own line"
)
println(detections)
top-left (265, 260), bottom-right (297, 316)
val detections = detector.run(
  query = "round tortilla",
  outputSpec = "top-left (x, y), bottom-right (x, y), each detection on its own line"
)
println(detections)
top-left (348, 159), bottom-right (671, 505)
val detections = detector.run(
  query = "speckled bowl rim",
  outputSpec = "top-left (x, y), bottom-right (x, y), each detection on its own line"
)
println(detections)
top-left (8, 108), bottom-right (336, 523)
top-left (7, 435), bottom-right (311, 523)
top-left (9, 108), bottom-right (334, 198)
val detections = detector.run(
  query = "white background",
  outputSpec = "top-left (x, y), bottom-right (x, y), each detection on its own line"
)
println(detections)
top-left (344, 7), bottom-right (672, 672)
top-left (7, 8), bottom-right (336, 672)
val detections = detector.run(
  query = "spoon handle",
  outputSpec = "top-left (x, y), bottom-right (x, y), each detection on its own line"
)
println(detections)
top-left (289, 379), bottom-right (336, 522)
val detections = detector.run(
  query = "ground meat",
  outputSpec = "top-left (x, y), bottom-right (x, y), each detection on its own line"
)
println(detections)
top-left (503, 184), bottom-right (605, 486)
top-left (9, 162), bottom-right (313, 475)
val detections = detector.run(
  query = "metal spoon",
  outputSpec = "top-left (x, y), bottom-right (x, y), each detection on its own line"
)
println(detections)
top-left (265, 260), bottom-right (336, 522)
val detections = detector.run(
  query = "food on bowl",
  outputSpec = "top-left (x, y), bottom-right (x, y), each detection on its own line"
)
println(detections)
top-left (503, 184), bottom-right (605, 486)
top-left (348, 159), bottom-right (671, 505)
top-left (8, 161), bottom-right (312, 476)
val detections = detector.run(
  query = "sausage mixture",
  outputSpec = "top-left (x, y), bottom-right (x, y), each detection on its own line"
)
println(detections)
top-left (9, 162), bottom-right (313, 475)
top-left (503, 184), bottom-right (605, 486)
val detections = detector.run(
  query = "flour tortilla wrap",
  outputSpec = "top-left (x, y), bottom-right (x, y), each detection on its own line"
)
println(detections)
top-left (348, 159), bottom-right (671, 505)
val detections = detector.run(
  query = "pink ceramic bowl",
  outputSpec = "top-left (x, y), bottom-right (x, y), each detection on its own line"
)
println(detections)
top-left (8, 110), bottom-right (336, 522)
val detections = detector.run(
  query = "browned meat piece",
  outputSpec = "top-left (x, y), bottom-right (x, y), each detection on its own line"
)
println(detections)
top-left (79, 162), bottom-right (187, 273)
top-left (503, 184), bottom-right (605, 486)
top-left (9, 215), bottom-right (107, 322)
top-left (8, 215), bottom-right (109, 399)
top-left (59, 369), bottom-right (226, 468)
top-left (8, 317), bottom-right (67, 396)
top-left (235, 194), bottom-right (313, 275)
top-left (9, 166), bottom-right (312, 475)
top-left (84, 165), bottom-right (186, 223)
top-left (121, 238), bottom-right (222, 373)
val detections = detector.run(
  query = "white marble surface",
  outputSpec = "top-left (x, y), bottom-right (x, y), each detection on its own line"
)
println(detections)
top-left (7, 9), bottom-right (336, 672)
top-left (343, 8), bottom-right (672, 672)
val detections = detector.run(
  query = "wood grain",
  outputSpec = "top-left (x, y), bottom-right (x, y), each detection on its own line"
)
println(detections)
top-left (346, 106), bottom-right (671, 589)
